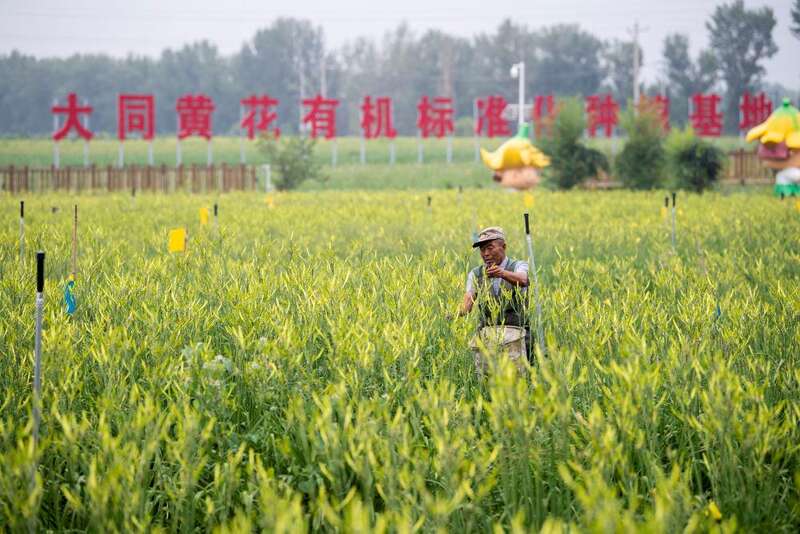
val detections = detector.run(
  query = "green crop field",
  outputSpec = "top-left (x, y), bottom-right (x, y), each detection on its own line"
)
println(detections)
top-left (1, 188), bottom-right (799, 531)
top-left (0, 135), bottom-right (752, 168)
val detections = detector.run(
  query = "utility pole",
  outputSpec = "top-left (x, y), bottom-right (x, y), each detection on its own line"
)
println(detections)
top-left (320, 52), bottom-right (327, 97)
top-left (510, 61), bottom-right (525, 128)
top-left (297, 54), bottom-right (305, 135)
top-left (629, 21), bottom-right (646, 108)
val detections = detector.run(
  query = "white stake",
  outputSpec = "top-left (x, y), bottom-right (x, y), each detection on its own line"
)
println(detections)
top-left (262, 164), bottom-right (272, 192)
top-left (524, 213), bottom-right (545, 356)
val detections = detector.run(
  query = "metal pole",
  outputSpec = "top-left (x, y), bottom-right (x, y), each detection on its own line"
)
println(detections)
top-left (239, 104), bottom-right (246, 164)
top-left (262, 164), bottom-right (272, 192)
top-left (473, 98), bottom-right (479, 163)
top-left (446, 136), bottom-right (453, 164)
top-left (520, 63), bottom-right (526, 127)
top-left (33, 251), bottom-right (45, 446)
top-left (176, 114), bottom-right (182, 167)
top-left (524, 213), bottom-right (545, 357)
top-left (83, 98), bottom-right (90, 168)
top-left (118, 142), bottom-right (124, 169)
top-left (52, 98), bottom-right (60, 169)
top-left (214, 203), bottom-right (218, 230)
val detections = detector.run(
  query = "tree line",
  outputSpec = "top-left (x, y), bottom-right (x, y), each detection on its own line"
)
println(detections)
top-left (0, 0), bottom-right (796, 137)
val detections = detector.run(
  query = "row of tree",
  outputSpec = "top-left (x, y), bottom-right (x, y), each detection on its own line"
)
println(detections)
top-left (1, 0), bottom-right (797, 137)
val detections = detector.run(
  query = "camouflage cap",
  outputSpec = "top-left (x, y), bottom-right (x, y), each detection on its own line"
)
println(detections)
top-left (472, 226), bottom-right (506, 248)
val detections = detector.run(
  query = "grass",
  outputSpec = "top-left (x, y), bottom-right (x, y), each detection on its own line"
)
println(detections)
top-left (1, 187), bottom-right (798, 531)
top-left (0, 135), bottom-right (754, 168)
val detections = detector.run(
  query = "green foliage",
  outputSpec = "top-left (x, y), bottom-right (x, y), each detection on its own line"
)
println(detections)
top-left (258, 134), bottom-right (325, 191)
top-left (0, 189), bottom-right (799, 531)
top-left (540, 98), bottom-right (609, 190)
top-left (615, 104), bottom-right (666, 189)
top-left (792, 0), bottom-right (800, 40)
top-left (707, 0), bottom-right (778, 133)
top-left (665, 127), bottom-right (725, 193)
top-left (661, 34), bottom-right (718, 128)
top-left (531, 24), bottom-right (605, 96)
top-left (603, 39), bottom-right (644, 103)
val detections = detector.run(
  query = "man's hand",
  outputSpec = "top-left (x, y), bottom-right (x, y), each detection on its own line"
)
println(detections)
top-left (485, 264), bottom-right (505, 278)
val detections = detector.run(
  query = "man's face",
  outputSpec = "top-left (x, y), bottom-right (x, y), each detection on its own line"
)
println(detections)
top-left (479, 239), bottom-right (506, 266)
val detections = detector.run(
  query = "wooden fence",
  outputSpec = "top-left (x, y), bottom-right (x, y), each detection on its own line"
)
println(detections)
top-left (0, 150), bottom-right (775, 193)
top-left (0, 163), bottom-right (260, 194)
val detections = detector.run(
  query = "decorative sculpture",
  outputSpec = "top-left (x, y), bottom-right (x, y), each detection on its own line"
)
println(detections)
top-left (746, 98), bottom-right (800, 196)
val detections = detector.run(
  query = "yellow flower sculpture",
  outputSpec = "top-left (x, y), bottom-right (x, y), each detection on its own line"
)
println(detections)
top-left (746, 98), bottom-right (800, 196)
top-left (480, 124), bottom-right (550, 190)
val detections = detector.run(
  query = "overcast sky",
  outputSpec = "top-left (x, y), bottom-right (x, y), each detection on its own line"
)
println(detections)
top-left (1, 0), bottom-right (797, 88)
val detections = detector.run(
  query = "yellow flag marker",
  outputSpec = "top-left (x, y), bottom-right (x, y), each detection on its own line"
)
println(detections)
top-left (199, 207), bottom-right (209, 225)
top-left (523, 192), bottom-right (535, 209)
top-left (168, 228), bottom-right (187, 253)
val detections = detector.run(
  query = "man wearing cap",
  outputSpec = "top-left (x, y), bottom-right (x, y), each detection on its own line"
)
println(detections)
top-left (460, 226), bottom-right (531, 373)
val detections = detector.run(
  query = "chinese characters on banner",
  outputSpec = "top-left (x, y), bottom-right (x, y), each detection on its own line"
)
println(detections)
top-left (52, 93), bottom-right (94, 141)
top-left (360, 96), bottom-right (398, 164)
top-left (689, 93), bottom-right (723, 137)
top-left (176, 93), bottom-right (215, 165)
top-left (361, 96), bottom-right (397, 139)
top-left (738, 91), bottom-right (773, 131)
top-left (586, 94), bottom-right (619, 138)
top-left (475, 95), bottom-right (511, 138)
top-left (241, 95), bottom-right (280, 139)
top-left (177, 94), bottom-right (215, 140)
top-left (118, 94), bottom-right (155, 166)
top-left (118, 94), bottom-right (155, 140)
top-left (47, 91), bottom-right (782, 167)
top-left (302, 94), bottom-right (339, 139)
top-left (532, 95), bottom-right (555, 138)
top-left (417, 96), bottom-right (454, 138)
top-left (643, 95), bottom-right (670, 131)
top-left (51, 92), bottom-right (93, 168)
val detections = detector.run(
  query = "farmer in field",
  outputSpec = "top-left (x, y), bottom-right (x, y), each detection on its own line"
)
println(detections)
top-left (459, 227), bottom-right (531, 375)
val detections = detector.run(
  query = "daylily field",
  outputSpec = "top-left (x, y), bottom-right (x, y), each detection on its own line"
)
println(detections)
top-left (1, 188), bottom-right (799, 532)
